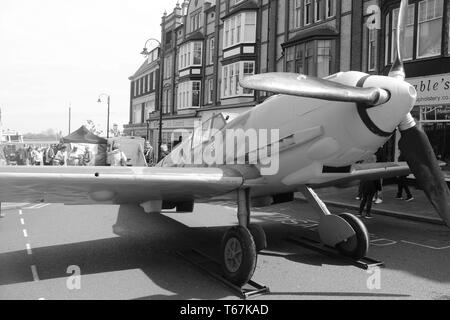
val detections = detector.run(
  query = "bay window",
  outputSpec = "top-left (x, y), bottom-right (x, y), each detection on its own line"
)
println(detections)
top-left (221, 61), bottom-right (255, 98)
top-left (178, 41), bottom-right (203, 70)
top-left (177, 81), bottom-right (201, 110)
top-left (285, 39), bottom-right (334, 77)
top-left (223, 11), bottom-right (257, 49)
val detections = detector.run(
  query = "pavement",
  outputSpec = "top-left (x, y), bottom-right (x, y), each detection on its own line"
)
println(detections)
top-left (295, 183), bottom-right (444, 226)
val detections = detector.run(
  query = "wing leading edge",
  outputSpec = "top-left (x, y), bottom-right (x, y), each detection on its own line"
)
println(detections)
top-left (0, 166), bottom-right (244, 205)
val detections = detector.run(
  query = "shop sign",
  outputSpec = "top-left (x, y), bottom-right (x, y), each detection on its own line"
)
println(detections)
top-left (407, 73), bottom-right (450, 106)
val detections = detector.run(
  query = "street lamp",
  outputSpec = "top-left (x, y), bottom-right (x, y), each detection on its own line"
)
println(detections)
top-left (146, 117), bottom-right (151, 142)
top-left (140, 37), bottom-right (164, 162)
top-left (97, 94), bottom-right (110, 138)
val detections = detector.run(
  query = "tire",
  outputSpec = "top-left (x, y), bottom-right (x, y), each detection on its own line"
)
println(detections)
top-left (335, 213), bottom-right (369, 260)
top-left (176, 201), bottom-right (194, 212)
top-left (248, 224), bottom-right (267, 252)
top-left (221, 226), bottom-right (257, 287)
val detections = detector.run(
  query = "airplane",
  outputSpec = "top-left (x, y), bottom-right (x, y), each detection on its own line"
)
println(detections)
top-left (0, 0), bottom-right (449, 287)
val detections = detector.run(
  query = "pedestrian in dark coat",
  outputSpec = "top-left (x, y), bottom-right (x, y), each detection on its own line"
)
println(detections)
top-left (359, 179), bottom-right (378, 218)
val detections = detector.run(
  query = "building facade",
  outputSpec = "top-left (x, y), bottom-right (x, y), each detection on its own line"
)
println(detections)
top-left (379, 0), bottom-right (450, 175)
top-left (124, 47), bottom-right (160, 141)
top-left (124, 0), bottom-right (449, 165)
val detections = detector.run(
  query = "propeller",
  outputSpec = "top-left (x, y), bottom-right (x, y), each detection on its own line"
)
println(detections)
top-left (393, 0), bottom-right (450, 226)
top-left (240, 73), bottom-right (390, 106)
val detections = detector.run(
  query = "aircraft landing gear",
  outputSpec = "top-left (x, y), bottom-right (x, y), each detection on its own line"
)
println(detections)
top-left (335, 213), bottom-right (369, 259)
top-left (221, 189), bottom-right (265, 287)
top-left (299, 186), bottom-right (369, 260)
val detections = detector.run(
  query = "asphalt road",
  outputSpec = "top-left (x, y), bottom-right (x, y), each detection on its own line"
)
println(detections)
top-left (0, 199), bottom-right (449, 300)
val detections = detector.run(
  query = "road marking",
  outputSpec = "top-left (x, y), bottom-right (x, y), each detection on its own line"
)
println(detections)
top-left (30, 265), bottom-right (40, 282)
top-left (401, 240), bottom-right (450, 250)
top-left (26, 243), bottom-right (32, 255)
top-left (23, 229), bottom-right (28, 238)
top-left (19, 210), bottom-right (23, 215)
top-left (20, 218), bottom-right (25, 225)
top-left (25, 203), bottom-right (50, 210)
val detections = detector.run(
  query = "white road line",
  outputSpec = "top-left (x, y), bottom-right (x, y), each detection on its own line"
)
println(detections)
top-left (20, 218), bottom-right (25, 225)
top-left (26, 243), bottom-right (32, 255)
top-left (19, 210), bottom-right (23, 215)
top-left (402, 240), bottom-right (450, 250)
top-left (30, 265), bottom-right (40, 282)
top-left (23, 229), bottom-right (28, 238)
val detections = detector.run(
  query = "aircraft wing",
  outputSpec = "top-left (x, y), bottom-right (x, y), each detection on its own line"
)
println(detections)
top-left (0, 166), bottom-right (244, 205)
top-left (311, 162), bottom-right (411, 188)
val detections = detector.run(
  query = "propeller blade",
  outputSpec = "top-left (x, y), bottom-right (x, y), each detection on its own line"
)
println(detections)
top-left (240, 73), bottom-right (389, 105)
top-left (389, 0), bottom-right (408, 80)
top-left (399, 124), bottom-right (450, 227)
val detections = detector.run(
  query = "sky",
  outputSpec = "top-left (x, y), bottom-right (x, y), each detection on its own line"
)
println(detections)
top-left (0, 0), bottom-right (179, 135)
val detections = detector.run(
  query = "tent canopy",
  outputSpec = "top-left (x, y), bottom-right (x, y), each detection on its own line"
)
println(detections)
top-left (62, 126), bottom-right (107, 144)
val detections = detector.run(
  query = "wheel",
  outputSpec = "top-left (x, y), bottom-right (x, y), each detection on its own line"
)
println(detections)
top-left (335, 213), bottom-right (369, 259)
top-left (176, 201), bottom-right (194, 212)
top-left (221, 226), bottom-right (257, 287)
top-left (248, 224), bottom-right (267, 252)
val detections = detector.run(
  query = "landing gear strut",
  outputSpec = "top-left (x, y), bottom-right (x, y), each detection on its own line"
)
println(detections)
top-left (299, 186), bottom-right (369, 260)
top-left (220, 189), bottom-right (266, 287)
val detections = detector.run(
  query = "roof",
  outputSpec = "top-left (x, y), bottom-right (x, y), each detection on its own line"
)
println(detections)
top-left (62, 126), bottom-right (107, 144)
top-left (222, 0), bottom-right (259, 20)
top-left (129, 57), bottom-right (160, 80)
top-left (282, 26), bottom-right (339, 48)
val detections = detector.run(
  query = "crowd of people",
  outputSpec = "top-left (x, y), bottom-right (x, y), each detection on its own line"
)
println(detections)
top-left (1, 144), bottom-right (94, 167)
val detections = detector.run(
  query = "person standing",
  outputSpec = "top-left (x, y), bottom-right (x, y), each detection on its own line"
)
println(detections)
top-left (359, 179), bottom-right (377, 219)
top-left (108, 142), bottom-right (127, 166)
top-left (44, 145), bottom-right (55, 166)
top-left (82, 146), bottom-right (93, 166)
top-left (396, 152), bottom-right (414, 201)
top-left (53, 145), bottom-right (68, 166)
top-left (144, 141), bottom-right (154, 167)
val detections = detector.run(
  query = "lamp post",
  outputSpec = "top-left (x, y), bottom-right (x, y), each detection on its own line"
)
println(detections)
top-left (146, 117), bottom-right (151, 142)
top-left (97, 94), bottom-right (110, 138)
top-left (141, 37), bottom-right (164, 162)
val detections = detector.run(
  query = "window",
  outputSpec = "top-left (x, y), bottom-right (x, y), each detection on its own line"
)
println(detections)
top-left (326, 0), bottom-right (335, 18)
top-left (147, 74), bottom-right (151, 92)
top-left (417, 0), bottom-right (443, 58)
top-left (221, 61), bottom-right (255, 98)
top-left (132, 104), bottom-right (142, 124)
top-left (295, 0), bottom-right (302, 28)
top-left (208, 37), bottom-right (215, 65)
top-left (285, 40), bottom-right (334, 77)
top-left (178, 41), bottom-right (203, 70)
top-left (304, 0), bottom-right (312, 25)
top-left (138, 78), bottom-right (142, 96)
top-left (314, 0), bottom-right (323, 22)
top-left (163, 89), bottom-right (171, 114)
top-left (177, 81), bottom-right (202, 110)
top-left (164, 56), bottom-right (172, 79)
top-left (316, 40), bottom-right (331, 78)
top-left (368, 29), bottom-right (377, 71)
top-left (133, 80), bottom-right (137, 97)
top-left (223, 12), bottom-right (257, 49)
top-left (191, 12), bottom-right (202, 32)
top-left (391, 5), bottom-right (415, 62)
top-left (144, 97), bottom-right (155, 119)
top-left (385, 13), bottom-right (390, 66)
top-left (152, 72), bottom-right (156, 91)
top-left (206, 78), bottom-right (214, 104)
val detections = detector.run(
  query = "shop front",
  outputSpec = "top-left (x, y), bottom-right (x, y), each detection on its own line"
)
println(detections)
top-left (148, 116), bottom-right (199, 157)
top-left (407, 73), bottom-right (450, 179)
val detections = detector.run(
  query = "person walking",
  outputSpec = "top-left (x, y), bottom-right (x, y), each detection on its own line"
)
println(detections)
top-left (144, 141), bottom-right (154, 167)
top-left (359, 179), bottom-right (378, 219)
